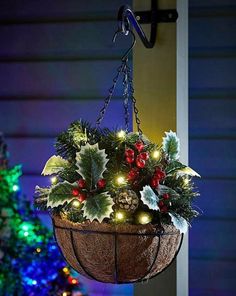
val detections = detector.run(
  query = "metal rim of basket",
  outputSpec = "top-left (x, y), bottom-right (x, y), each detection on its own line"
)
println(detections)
top-left (53, 218), bottom-right (183, 284)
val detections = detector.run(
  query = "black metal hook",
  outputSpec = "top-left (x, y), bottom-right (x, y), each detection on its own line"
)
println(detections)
top-left (116, 1), bottom-right (178, 49)
top-left (112, 29), bottom-right (136, 61)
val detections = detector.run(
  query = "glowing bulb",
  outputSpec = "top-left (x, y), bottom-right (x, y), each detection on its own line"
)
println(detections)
top-left (12, 184), bottom-right (19, 192)
top-left (50, 176), bottom-right (58, 184)
top-left (116, 176), bottom-right (126, 186)
top-left (71, 200), bottom-right (81, 208)
top-left (36, 248), bottom-right (41, 253)
top-left (152, 150), bottom-right (160, 159)
top-left (24, 231), bottom-right (29, 237)
top-left (115, 211), bottom-right (125, 222)
top-left (137, 212), bottom-right (152, 225)
top-left (62, 292), bottom-right (68, 296)
top-left (63, 267), bottom-right (69, 274)
top-left (22, 225), bottom-right (29, 231)
top-left (32, 280), bottom-right (37, 285)
top-left (71, 278), bottom-right (78, 284)
top-left (117, 130), bottom-right (126, 139)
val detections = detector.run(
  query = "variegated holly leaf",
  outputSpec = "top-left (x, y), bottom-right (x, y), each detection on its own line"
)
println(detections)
top-left (47, 181), bottom-right (76, 208)
top-left (166, 161), bottom-right (186, 175)
top-left (140, 185), bottom-right (160, 211)
top-left (162, 130), bottom-right (180, 161)
top-left (42, 155), bottom-right (69, 176)
top-left (158, 185), bottom-right (179, 198)
top-left (176, 166), bottom-right (201, 178)
top-left (83, 192), bottom-right (114, 223)
top-left (169, 213), bottom-right (188, 234)
top-left (76, 143), bottom-right (109, 188)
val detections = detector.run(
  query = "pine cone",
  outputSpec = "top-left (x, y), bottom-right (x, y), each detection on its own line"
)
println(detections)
top-left (115, 189), bottom-right (139, 213)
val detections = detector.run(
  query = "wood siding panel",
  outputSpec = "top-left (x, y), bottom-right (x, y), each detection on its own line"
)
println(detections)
top-left (0, 0), bottom-right (126, 21)
top-left (0, 61), bottom-right (125, 97)
top-left (190, 219), bottom-right (236, 259)
top-left (189, 1), bottom-right (236, 295)
top-left (190, 99), bottom-right (236, 138)
top-left (195, 179), bottom-right (236, 219)
top-left (0, 99), bottom-right (125, 136)
top-left (190, 259), bottom-right (236, 296)
top-left (190, 139), bottom-right (236, 178)
top-left (190, 58), bottom-right (236, 90)
top-left (0, 22), bottom-right (128, 60)
top-left (189, 16), bottom-right (236, 51)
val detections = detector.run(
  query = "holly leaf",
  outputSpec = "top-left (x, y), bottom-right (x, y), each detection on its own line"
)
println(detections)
top-left (176, 166), bottom-right (201, 178)
top-left (140, 185), bottom-right (160, 211)
top-left (166, 161), bottom-right (186, 175)
top-left (162, 130), bottom-right (180, 161)
top-left (42, 155), bottom-right (69, 176)
top-left (83, 192), bottom-right (114, 223)
top-left (47, 181), bottom-right (76, 208)
top-left (76, 143), bottom-right (109, 188)
top-left (158, 185), bottom-right (179, 198)
top-left (169, 213), bottom-right (188, 234)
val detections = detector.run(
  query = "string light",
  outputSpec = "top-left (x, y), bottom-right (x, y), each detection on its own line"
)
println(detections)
top-left (71, 278), bottom-right (78, 285)
top-left (62, 267), bottom-right (69, 275)
top-left (114, 211), bottom-right (125, 222)
top-left (12, 184), bottom-right (19, 192)
top-left (152, 150), bottom-right (160, 159)
top-left (137, 212), bottom-right (152, 225)
top-left (36, 248), bottom-right (41, 253)
top-left (62, 292), bottom-right (68, 296)
top-left (117, 130), bottom-right (126, 139)
top-left (50, 176), bottom-right (58, 185)
top-left (71, 200), bottom-right (81, 208)
top-left (116, 175), bottom-right (126, 186)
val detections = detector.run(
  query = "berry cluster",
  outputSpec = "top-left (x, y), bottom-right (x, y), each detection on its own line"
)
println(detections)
top-left (72, 178), bottom-right (106, 202)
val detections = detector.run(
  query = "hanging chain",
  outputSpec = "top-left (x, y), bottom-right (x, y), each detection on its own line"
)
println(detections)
top-left (95, 52), bottom-right (143, 137)
top-left (95, 61), bottom-right (126, 129)
top-left (122, 58), bottom-right (130, 132)
top-left (126, 63), bottom-right (143, 137)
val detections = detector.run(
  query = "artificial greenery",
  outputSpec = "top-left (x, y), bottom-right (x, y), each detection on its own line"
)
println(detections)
top-left (35, 120), bottom-right (200, 233)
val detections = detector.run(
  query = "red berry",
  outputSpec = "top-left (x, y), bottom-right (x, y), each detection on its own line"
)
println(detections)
top-left (126, 156), bottom-right (134, 164)
top-left (97, 178), bottom-right (106, 189)
top-left (127, 168), bottom-right (139, 181)
top-left (72, 188), bottom-right (79, 196)
top-left (150, 178), bottom-right (159, 188)
top-left (125, 148), bottom-right (135, 157)
top-left (163, 193), bottom-right (170, 200)
top-left (139, 152), bottom-right (149, 160)
top-left (158, 200), bottom-right (164, 208)
top-left (135, 141), bottom-right (144, 152)
top-left (160, 205), bottom-right (168, 213)
top-left (77, 178), bottom-right (86, 189)
top-left (78, 193), bottom-right (87, 202)
top-left (136, 157), bottom-right (145, 168)
top-left (155, 168), bottom-right (166, 180)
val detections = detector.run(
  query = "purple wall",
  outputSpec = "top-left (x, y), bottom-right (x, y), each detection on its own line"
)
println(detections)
top-left (0, 1), bottom-right (133, 295)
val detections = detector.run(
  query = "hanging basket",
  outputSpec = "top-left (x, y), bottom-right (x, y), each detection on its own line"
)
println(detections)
top-left (53, 214), bottom-right (183, 283)
top-left (35, 22), bottom-right (200, 285)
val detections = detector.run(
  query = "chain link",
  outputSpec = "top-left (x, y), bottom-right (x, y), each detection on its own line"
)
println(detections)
top-left (122, 59), bottom-right (130, 132)
top-left (95, 61), bottom-right (126, 129)
top-left (95, 58), bottom-right (142, 137)
top-left (126, 63), bottom-right (143, 137)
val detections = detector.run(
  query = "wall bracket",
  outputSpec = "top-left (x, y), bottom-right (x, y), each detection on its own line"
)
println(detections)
top-left (117, 1), bottom-right (178, 48)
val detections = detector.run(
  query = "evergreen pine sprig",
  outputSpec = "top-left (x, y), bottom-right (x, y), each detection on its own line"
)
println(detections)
top-left (35, 122), bottom-right (200, 231)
